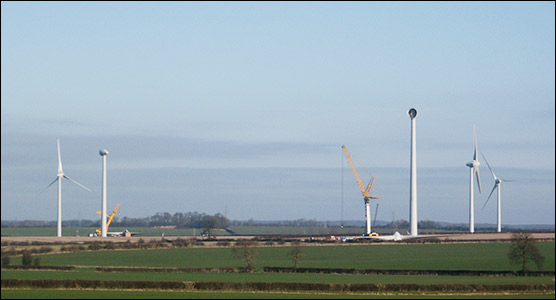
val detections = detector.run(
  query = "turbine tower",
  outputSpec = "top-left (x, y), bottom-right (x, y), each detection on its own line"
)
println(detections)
top-left (40, 139), bottom-right (91, 237)
top-left (465, 125), bottom-right (482, 233)
top-left (481, 153), bottom-right (511, 233)
top-left (408, 108), bottom-right (418, 236)
top-left (99, 149), bottom-right (109, 237)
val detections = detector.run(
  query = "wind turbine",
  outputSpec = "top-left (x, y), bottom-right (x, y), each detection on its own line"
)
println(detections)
top-left (39, 139), bottom-right (91, 237)
top-left (465, 125), bottom-right (482, 233)
top-left (481, 153), bottom-right (511, 233)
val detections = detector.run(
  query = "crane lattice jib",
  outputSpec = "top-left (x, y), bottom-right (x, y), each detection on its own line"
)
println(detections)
top-left (96, 204), bottom-right (120, 235)
top-left (342, 145), bottom-right (369, 198)
top-left (364, 177), bottom-right (373, 195)
top-left (106, 204), bottom-right (120, 228)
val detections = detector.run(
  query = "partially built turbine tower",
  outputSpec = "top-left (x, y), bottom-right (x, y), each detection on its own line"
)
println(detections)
top-left (99, 149), bottom-right (109, 237)
top-left (408, 108), bottom-right (418, 237)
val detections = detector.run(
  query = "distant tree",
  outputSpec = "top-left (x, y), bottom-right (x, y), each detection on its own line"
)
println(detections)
top-left (288, 242), bottom-right (305, 268)
top-left (231, 240), bottom-right (259, 272)
top-left (201, 216), bottom-right (217, 237)
top-left (508, 232), bottom-right (545, 272)
top-left (21, 251), bottom-right (33, 266)
top-left (2, 256), bottom-right (11, 266)
top-left (213, 213), bottom-right (230, 229)
top-left (419, 220), bottom-right (438, 229)
top-left (33, 257), bottom-right (41, 266)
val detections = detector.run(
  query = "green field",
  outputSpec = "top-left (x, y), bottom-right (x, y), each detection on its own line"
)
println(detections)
top-left (9, 242), bottom-right (554, 272)
top-left (0, 227), bottom-right (229, 237)
top-left (2, 242), bottom-right (554, 298)
top-left (0, 226), bottom-right (365, 237)
top-left (0, 226), bottom-right (461, 237)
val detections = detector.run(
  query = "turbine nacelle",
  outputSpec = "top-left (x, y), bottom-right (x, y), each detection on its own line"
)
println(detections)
top-left (407, 108), bottom-right (418, 119)
top-left (466, 160), bottom-right (480, 169)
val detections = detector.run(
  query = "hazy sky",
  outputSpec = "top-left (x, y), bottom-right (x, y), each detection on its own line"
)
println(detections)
top-left (2, 2), bottom-right (554, 226)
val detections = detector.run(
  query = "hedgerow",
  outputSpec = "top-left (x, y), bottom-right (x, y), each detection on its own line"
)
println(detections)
top-left (263, 266), bottom-right (555, 277)
top-left (2, 279), bottom-right (554, 292)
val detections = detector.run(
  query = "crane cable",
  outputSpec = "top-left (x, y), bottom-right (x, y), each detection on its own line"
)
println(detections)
top-left (342, 146), bottom-right (381, 231)
top-left (341, 150), bottom-right (344, 229)
top-left (371, 178), bottom-right (380, 233)
top-left (350, 148), bottom-right (379, 232)
top-left (372, 201), bottom-right (379, 233)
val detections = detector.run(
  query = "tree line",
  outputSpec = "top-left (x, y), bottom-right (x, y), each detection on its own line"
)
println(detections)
top-left (112, 212), bottom-right (229, 229)
top-left (1, 212), bottom-right (229, 229)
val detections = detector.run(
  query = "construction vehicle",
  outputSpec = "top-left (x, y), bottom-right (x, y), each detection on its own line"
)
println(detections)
top-left (94, 204), bottom-right (120, 236)
top-left (341, 145), bottom-right (380, 237)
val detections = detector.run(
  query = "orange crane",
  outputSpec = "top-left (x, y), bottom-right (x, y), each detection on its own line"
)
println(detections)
top-left (95, 204), bottom-right (120, 236)
top-left (342, 145), bottom-right (380, 236)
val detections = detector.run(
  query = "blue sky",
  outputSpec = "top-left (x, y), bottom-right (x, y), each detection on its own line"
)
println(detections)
top-left (1, 2), bottom-right (554, 225)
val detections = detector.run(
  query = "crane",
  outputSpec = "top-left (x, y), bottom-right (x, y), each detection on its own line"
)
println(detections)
top-left (95, 204), bottom-right (120, 236)
top-left (342, 145), bottom-right (380, 236)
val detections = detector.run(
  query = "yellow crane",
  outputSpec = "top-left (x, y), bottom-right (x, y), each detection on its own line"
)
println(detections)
top-left (95, 204), bottom-right (120, 236)
top-left (342, 145), bottom-right (380, 236)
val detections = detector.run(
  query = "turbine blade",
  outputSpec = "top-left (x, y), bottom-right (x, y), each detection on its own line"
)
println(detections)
top-left (38, 177), bottom-right (59, 196)
top-left (63, 175), bottom-right (91, 192)
top-left (475, 166), bottom-right (482, 193)
top-left (481, 184), bottom-right (497, 210)
top-left (480, 152), bottom-right (496, 180)
top-left (473, 125), bottom-right (478, 161)
top-left (57, 139), bottom-right (63, 174)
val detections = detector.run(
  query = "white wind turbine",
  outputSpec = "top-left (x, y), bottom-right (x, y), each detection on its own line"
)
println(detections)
top-left (465, 125), bottom-right (482, 233)
top-left (39, 139), bottom-right (91, 237)
top-left (481, 153), bottom-right (512, 233)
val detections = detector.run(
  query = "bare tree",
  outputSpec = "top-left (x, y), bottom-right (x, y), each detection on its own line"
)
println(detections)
top-left (231, 240), bottom-right (259, 272)
top-left (508, 232), bottom-right (545, 272)
top-left (288, 242), bottom-right (305, 268)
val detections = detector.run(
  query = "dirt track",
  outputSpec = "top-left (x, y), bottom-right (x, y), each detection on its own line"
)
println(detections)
top-left (2, 232), bottom-right (554, 244)
top-left (437, 232), bottom-right (555, 241)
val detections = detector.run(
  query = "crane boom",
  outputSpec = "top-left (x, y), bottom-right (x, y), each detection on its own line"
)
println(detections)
top-left (342, 145), bottom-right (380, 236)
top-left (106, 204), bottom-right (120, 229)
top-left (95, 204), bottom-right (120, 236)
top-left (342, 145), bottom-right (366, 196)
top-left (342, 145), bottom-right (376, 200)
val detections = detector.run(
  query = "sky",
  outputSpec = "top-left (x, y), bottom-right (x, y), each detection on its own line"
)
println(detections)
top-left (1, 2), bottom-right (554, 226)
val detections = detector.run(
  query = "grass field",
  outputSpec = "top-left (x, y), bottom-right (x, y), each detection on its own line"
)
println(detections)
top-left (0, 226), bottom-right (463, 237)
top-left (9, 242), bottom-right (554, 272)
top-left (0, 226), bottom-right (365, 237)
top-left (2, 241), bottom-right (554, 298)
top-left (0, 227), bottom-right (229, 237)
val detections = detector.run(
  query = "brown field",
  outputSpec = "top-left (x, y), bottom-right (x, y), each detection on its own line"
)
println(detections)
top-left (2, 232), bottom-right (554, 245)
